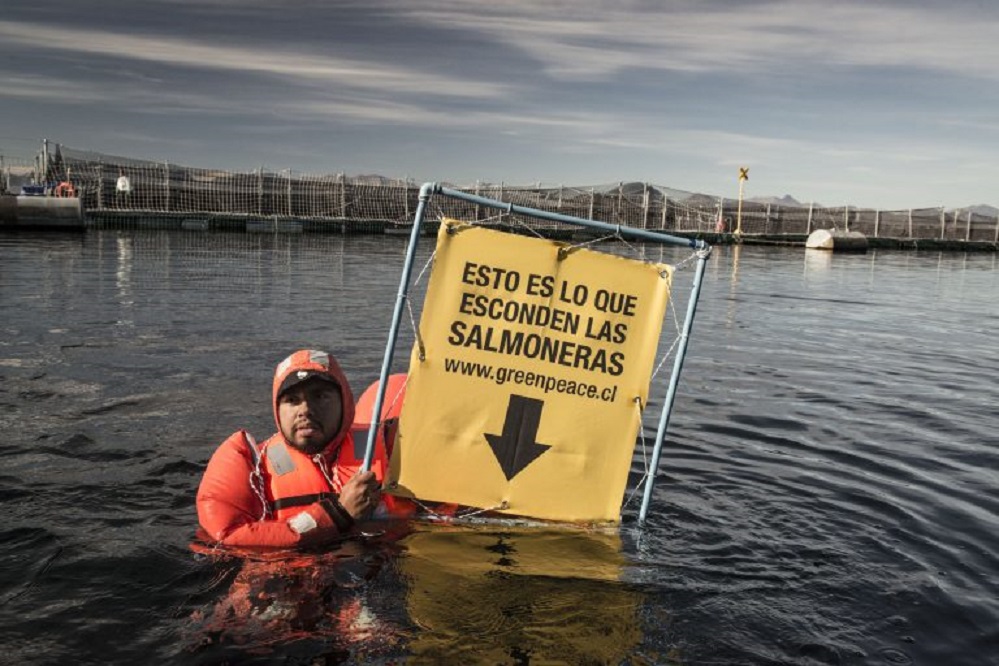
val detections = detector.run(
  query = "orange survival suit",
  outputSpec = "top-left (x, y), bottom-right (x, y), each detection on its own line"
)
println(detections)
top-left (196, 350), bottom-right (409, 549)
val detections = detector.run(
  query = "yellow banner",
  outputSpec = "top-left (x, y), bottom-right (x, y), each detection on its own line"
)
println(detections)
top-left (389, 220), bottom-right (672, 522)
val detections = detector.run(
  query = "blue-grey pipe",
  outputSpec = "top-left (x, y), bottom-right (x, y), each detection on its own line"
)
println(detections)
top-left (638, 248), bottom-right (711, 523)
top-left (362, 182), bottom-right (436, 471)
top-left (437, 185), bottom-right (706, 251)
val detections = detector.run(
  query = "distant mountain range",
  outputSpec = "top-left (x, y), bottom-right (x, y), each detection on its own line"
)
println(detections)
top-left (747, 195), bottom-right (997, 216)
top-left (625, 184), bottom-right (996, 213)
top-left (957, 204), bottom-right (999, 216)
top-left (748, 194), bottom-right (804, 207)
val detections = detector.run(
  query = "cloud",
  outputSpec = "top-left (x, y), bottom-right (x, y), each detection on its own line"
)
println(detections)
top-left (287, 93), bottom-right (606, 132)
top-left (2, 1), bottom-right (995, 208)
top-left (391, 0), bottom-right (999, 82)
top-left (0, 19), bottom-right (507, 98)
top-left (0, 69), bottom-right (242, 114)
top-left (0, 73), bottom-right (109, 103)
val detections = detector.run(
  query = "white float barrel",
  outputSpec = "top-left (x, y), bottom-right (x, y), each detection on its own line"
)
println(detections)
top-left (805, 229), bottom-right (868, 252)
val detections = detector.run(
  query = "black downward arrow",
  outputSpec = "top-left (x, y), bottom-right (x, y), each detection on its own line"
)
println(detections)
top-left (484, 394), bottom-right (551, 481)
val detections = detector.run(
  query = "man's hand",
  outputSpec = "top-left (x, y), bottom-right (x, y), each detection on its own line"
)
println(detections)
top-left (338, 470), bottom-right (381, 519)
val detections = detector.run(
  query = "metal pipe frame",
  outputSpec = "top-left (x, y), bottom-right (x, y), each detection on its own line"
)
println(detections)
top-left (363, 182), bottom-right (712, 524)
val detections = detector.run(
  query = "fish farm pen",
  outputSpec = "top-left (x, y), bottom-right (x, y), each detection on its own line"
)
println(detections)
top-left (5, 142), bottom-right (999, 247)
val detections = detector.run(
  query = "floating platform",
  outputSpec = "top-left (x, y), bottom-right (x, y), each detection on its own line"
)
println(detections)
top-left (0, 194), bottom-right (84, 230)
top-left (246, 218), bottom-right (303, 233)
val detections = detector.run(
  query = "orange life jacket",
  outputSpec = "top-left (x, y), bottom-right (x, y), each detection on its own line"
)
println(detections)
top-left (53, 181), bottom-right (76, 198)
top-left (250, 424), bottom-right (409, 521)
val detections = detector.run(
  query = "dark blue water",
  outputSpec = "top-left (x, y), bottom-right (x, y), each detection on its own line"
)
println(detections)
top-left (1, 230), bottom-right (996, 665)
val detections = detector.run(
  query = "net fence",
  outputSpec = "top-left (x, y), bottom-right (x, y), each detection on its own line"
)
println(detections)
top-left (5, 142), bottom-right (998, 241)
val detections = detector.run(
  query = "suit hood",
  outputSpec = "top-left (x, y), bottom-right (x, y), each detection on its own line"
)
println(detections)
top-left (272, 349), bottom-right (355, 453)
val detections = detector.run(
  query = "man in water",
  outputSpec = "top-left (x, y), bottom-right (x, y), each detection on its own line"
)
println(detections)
top-left (196, 349), bottom-right (386, 549)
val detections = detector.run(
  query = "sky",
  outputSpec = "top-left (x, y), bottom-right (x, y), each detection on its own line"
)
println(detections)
top-left (1, 0), bottom-right (997, 210)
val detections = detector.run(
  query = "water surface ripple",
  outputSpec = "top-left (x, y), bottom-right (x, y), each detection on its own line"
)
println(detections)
top-left (0, 232), bottom-right (996, 665)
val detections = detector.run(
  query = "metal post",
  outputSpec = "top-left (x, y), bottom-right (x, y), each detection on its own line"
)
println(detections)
top-left (844, 205), bottom-right (849, 231)
top-left (735, 169), bottom-right (747, 235)
top-left (965, 210), bottom-right (972, 242)
top-left (588, 187), bottom-right (594, 220)
top-left (474, 180), bottom-right (481, 222)
top-left (642, 182), bottom-right (649, 230)
top-left (874, 210), bottom-right (880, 238)
top-left (940, 207), bottom-right (946, 240)
top-left (404, 177), bottom-right (410, 220)
top-left (362, 183), bottom-right (434, 470)
top-left (257, 167), bottom-right (263, 216)
top-left (339, 173), bottom-right (346, 219)
top-left (97, 159), bottom-right (104, 210)
top-left (908, 209), bottom-right (913, 238)
top-left (639, 248), bottom-right (711, 524)
top-left (807, 202), bottom-right (813, 234)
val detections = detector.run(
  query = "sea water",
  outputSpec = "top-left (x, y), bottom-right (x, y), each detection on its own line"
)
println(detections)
top-left (0, 230), bottom-right (996, 664)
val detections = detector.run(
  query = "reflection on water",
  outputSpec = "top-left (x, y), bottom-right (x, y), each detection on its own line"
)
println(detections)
top-left (185, 524), bottom-right (642, 664)
top-left (188, 537), bottom-right (410, 662)
top-left (0, 231), bottom-right (997, 665)
top-left (803, 247), bottom-right (833, 275)
top-left (399, 525), bottom-right (641, 664)
top-left (725, 243), bottom-right (743, 328)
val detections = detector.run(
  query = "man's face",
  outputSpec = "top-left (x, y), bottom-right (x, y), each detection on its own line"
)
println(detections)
top-left (277, 377), bottom-right (343, 453)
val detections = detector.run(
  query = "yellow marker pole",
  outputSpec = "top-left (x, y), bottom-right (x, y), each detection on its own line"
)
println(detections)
top-left (735, 167), bottom-right (749, 236)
